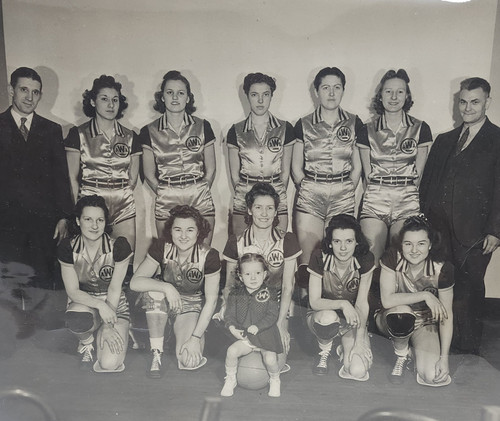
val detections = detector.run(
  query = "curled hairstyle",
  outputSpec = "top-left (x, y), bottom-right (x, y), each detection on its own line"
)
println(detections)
top-left (397, 215), bottom-right (444, 262)
top-left (236, 252), bottom-right (269, 284)
top-left (313, 67), bottom-right (346, 91)
top-left (69, 195), bottom-right (112, 237)
top-left (243, 73), bottom-right (276, 96)
top-left (460, 77), bottom-right (491, 96)
top-left (162, 205), bottom-right (211, 245)
top-left (372, 69), bottom-right (414, 115)
top-left (154, 70), bottom-right (196, 115)
top-left (322, 214), bottom-right (370, 257)
top-left (82, 75), bottom-right (128, 119)
top-left (244, 182), bottom-right (280, 227)
top-left (10, 67), bottom-right (42, 90)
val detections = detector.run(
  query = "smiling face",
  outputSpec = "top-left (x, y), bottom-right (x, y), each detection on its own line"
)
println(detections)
top-left (171, 217), bottom-right (199, 252)
top-left (9, 77), bottom-right (42, 116)
top-left (162, 79), bottom-right (189, 114)
top-left (248, 195), bottom-right (277, 230)
top-left (247, 82), bottom-right (272, 117)
top-left (331, 228), bottom-right (357, 263)
top-left (91, 87), bottom-right (120, 121)
top-left (459, 87), bottom-right (490, 126)
top-left (381, 77), bottom-right (407, 114)
top-left (401, 229), bottom-right (431, 267)
top-left (77, 206), bottom-right (106, 242)
top-left (316, 75), bottom-right (344, 112)
top-left (239, 260), bottom-right (267, 294)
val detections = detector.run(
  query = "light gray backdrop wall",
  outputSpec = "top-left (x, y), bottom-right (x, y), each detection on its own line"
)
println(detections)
top-left (2, 0), bottom-right (499, 296)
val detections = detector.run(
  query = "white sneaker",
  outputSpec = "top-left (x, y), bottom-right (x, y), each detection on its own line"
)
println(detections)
top-left (77, 342), bottom-right (94, 371)
top-left (221, 375), bottom-right (237, 397)
top-left (268, 377), bottom-right (281, 397)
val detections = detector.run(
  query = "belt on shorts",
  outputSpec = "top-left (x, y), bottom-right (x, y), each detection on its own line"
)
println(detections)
top-left (304, 170), bottom-right (350, 183)
top-left (82, 179), bottom-right (128, 189)
top-left (370, 176), bottom-right (415, 186)
top-left (239, 173), bottom-right (281, 183)
top-left (159, 174), bottom-right (204, 186)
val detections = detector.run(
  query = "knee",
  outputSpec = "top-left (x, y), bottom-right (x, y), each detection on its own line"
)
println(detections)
top-left (386, 311), bottom-right (416, 339)
top-left (312, 320), bottom-right (340, 341)
top-left (346, 354), bottom-right (368, 379)
top-left (99, 353), bottom-right (123, 371)
top-left (417, 366), bottom-right (436, 385)
top-left (226, 344), bottom-right (240, 360)
top-left (65, 311), bottom-right (94, 335)
top-left (314, 310), bottom-right (340, 326)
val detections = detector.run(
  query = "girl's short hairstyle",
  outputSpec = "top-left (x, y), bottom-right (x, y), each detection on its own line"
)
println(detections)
top-left (162, 205), bottom-right (210, 244)
top-left (236, 252), bottom-right (269, 282)
top-left (153, 70), bottom-right (196, 115)
top-left (322, 214), bottom-right (370, 257)
top-left (69, 195), bottom-right (112, 237)
top-left (243, 73), bottom-right (276, 96)
top-left (244, 182), bottom-right (280, 228)
top-left (397, 214), bottom-right (444, 262)
top-left (82, 75), bottom-right (128, 119)
top-left (372, 69), bottom-right (414, 115)
top-left (313, 67), bottom-right (346, 91)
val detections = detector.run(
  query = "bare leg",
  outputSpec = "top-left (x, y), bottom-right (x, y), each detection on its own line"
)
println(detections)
top-left (155, 220), bottom-right (167, 239)
top-left (112, 218), bottom-right (136, 251)
top-left (96, 317), bottom-right (129, 371)
top-left (360, 218), bottom-right (388, 265)
top-left (173, 312), bottom-right (204, 368)
top-left (294, 212), bottom-right (325, 266)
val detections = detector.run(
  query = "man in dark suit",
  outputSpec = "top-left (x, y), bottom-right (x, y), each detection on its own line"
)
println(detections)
top-left (0, 67), bottom-right (72, 294)
top-left (420, 77), bottom-right (500, 356)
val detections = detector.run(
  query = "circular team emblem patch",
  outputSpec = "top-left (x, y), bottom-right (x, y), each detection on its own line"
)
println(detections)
top-left (346, 277), bottom-right (360, 293)
top-left (423, 286), bottom-right (438, 297)
top-left (267, 137), bottom-right (282, 153)
top-left (99, 265), bottom-right (114, 282)
top-left (400, 138), bottom-right (417, 154)
top-left (185, 136), bottom-right (202, 152)
top-left (267, 250), bottom-right (284, 268)
top-left (186, 268), bottom-right (203, 284)
top-left (113, 143), bottom-right (130, 158)
top-left (336, 126), bottom-right (352, 142)
top-left (256, 288), bottom-right (270, 303)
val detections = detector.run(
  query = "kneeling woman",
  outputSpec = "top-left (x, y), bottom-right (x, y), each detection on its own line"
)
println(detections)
top-left (130, 205), bottom-right (220, 378)
top-left (376, 215), bottom-right (453, 386)
top-left (307, 214), bottom-right (375, 380)
top-left (58, 195), bottom-right (133, 372)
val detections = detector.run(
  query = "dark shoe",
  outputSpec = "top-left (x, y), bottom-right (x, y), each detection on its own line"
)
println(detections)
top-left (77, 342), bottom-right (95, 371)
top-left (389, 354), bottom-right (410, 384)
top-left (313, 350), bottom-right (330, 376)
top-left (148, 349), bottom-right (164, 379)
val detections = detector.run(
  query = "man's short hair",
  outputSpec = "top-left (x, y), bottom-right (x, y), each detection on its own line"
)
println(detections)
top-left (460, 77), bottom-right (491, 96)
top-left (10, 67), bottom-right (42, 90)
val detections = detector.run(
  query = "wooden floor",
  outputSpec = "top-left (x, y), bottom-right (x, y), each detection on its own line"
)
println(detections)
top-left (0, 302), bottom-right (499, 421)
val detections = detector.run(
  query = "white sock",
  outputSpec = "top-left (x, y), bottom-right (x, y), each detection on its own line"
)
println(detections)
top-left (150, 337), bottom-right (164, 353)
top-left (319, 341), bottom-right (333, 352)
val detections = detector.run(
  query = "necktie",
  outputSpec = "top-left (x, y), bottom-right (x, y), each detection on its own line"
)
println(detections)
top-left (455, 127), bottom-right (470, 155)
top-left (20, 117), bottom-right (29, 141)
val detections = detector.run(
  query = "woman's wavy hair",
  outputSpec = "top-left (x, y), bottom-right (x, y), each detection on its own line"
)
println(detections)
top-left (372, 69), bottom-right (414, 115)
top-left (243, 72), bottom-right (277, 95)
top-left (68, 195), bottom-right (112, 237)
top-left (82, 75), bottom-right (128, 119)
top-left (396, 214), bottom-right (444, 262)
top-left (153, 70), bottom-right (196, 115)
top-left (244, 182), bottom-right (280, 228)
top-left (162, 205), bottom-right (210, 245)
top-left (321, 214), bottom-right (370, 257)
top-left (313, 67), bottom-right (346, 91)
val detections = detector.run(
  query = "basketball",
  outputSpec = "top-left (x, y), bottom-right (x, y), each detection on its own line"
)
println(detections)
top-left (237, 351), bottom-right (287, 390)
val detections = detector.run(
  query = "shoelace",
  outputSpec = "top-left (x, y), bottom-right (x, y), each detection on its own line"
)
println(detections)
top-left (391, 356), bottom-right (407, 376)
top-left (151, 350), bottom-right (162, 371)
top-left (317, 350), bottom-right (330, 368)
top-left (80, 344), bottom-right (94, 362)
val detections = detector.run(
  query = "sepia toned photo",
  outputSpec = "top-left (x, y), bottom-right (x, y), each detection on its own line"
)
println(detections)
top-left (0, 0), bottom-right (499, 420)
